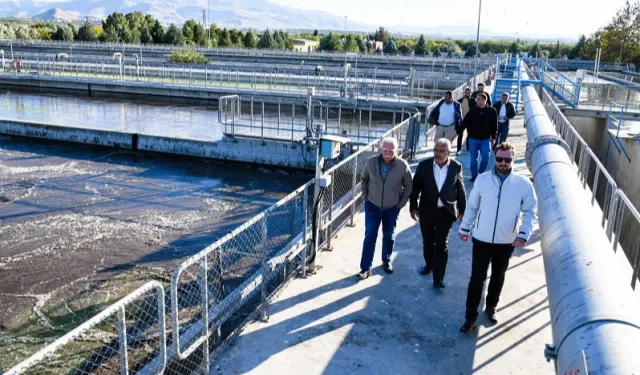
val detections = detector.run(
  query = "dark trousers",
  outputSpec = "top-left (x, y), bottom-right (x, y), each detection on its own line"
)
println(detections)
top-left (465, 238), bottom-right (515, 321)
top-left (497, 121), bottom-right (509, 143)
top-left (360, 201), bottom-right (401, 271)
top-left (419, 208), bottom-right (455, 283)
top-left (456, 128), bottom-right (466, 152)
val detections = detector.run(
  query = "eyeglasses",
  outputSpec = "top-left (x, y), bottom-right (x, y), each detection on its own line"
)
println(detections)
top-left (495, 157), bottom-right (513, 163)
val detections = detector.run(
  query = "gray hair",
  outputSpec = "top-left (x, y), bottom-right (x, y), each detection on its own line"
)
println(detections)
top-left (380, 137), bottom-right (398, 149)
top-left (434, 138), bottom-right (452, 151)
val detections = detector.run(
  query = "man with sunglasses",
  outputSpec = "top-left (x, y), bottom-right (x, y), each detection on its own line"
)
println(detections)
top-left (457, 142), bottom-right (538, 333)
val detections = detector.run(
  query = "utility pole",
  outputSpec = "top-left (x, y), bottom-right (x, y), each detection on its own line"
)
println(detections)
top-left (208, 0), bottom-right (211, 40)
top-left (473, 0), bottom-right (482, 88)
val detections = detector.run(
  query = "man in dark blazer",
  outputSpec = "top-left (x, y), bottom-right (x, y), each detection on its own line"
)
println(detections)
top-left (410, 138), bottom-right (467, 288)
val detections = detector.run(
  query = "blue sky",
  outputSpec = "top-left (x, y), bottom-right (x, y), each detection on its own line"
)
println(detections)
top-left (270, 0), bottom-right (628, 38)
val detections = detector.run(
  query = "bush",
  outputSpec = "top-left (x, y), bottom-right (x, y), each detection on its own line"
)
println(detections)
top-left (169, 48), bottom-right (208, 64)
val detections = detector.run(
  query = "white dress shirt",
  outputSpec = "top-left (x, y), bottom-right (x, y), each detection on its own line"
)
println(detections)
top-left (437, 102), bottom-right (456, 126)
top-left (433, 159), bottom-right (450, 207)
top-left (498, 103), bottom-right (507, 122)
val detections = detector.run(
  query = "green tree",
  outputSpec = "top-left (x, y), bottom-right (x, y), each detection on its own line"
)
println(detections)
top-left (164, 24), bottom-right (186, 45)
top-left (465, 45), bottom-right (476, 58)
top-left (313, 29), bottom-right (319, 37)
top-left (102, 12), bottom-right (130, 42)
top-left (257, 29), bottom-right (275, 49)
top-left (344, 34), bottom-right (359, 52)
top-left (383, 38), bottom-right (398, 54)
top-left (398, 44), bottom-right (412, 55)
top-left (140, 27), bottom-right (153, 43)
top-left (528, 41), bottom-right (542, 58)
top-left (77, 21), bottom-right (98, 41)
top-left (218, 29), bottom-right (232, 47)
top-left (432, 47), bottom-right (442, 57)
top-left (54, 24), bottom-right (74, 41)
top-left (182, 20), bottom-right (197, 43)
top-left (243, 30), bottom-right (257, 48)
top-left (551, 40), bottom-right (561, 58)
top-left (100, 24), bottom-right (118, 42)
top-left (415, 35), bottom-right (427, 56)
top-left (151, 20), bottom-right (165, 43)
top-left (319, 32), bottom-right (342, 51)
top-left (508, 41), bottom-right (520, 54)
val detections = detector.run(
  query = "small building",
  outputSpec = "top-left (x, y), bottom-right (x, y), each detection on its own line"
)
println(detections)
top-left (292, 39), bottom-right (320, 52)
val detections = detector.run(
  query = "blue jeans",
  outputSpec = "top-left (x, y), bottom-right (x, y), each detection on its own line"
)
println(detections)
top-left (497, 121), bottom-right (509, 143)
top-left (360, 201), bottom-right (401, 271)
top-left (469, 138), bottom-right (491, 178)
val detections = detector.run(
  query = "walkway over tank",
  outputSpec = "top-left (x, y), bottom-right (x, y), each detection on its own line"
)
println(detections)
top-left (213, 118), bottom-right (556, 374)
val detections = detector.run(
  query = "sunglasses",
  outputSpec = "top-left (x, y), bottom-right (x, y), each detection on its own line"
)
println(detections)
top-left (495, 157), bottom-right (513, 163)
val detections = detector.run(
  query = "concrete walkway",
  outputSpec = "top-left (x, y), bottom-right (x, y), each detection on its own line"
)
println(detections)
top-left (213, 114), bottom-right (554, 374)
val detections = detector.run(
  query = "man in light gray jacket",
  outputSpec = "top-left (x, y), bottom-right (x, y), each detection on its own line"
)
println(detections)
top-left (358, 137), bottom-right (413, 279)
top-left (458, 142), bottom-right (538, 332)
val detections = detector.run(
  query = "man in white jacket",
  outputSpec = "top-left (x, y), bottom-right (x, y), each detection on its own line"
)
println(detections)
top-left (457, 142), bottom-right (538, 333)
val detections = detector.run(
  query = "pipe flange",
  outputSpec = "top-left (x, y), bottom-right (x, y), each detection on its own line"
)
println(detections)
top-left (525, 134), bottom-right (572, 173)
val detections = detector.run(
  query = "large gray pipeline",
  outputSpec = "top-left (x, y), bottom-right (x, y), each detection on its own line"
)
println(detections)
top-left (522, 80), bottom-right (640, 373)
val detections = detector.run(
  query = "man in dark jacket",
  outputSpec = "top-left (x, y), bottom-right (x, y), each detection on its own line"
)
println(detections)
top-left (462, 92), bottom-right (497, 182)
top-left (410, 138), bottom-right (466, 288)
top-left (456, 87), bottom-right (477, 155)
top-left (471, 82), bottom-right (492, 107)
top-left (427, 91), bottom-right (463, 143)
top-left (358, 137), bottom-right (413, 279)
top-left (493, 93), bottom-right (517, 144)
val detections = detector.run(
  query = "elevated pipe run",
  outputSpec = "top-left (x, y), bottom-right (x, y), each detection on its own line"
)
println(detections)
top-left (522, 76), bottom-right (640, 373)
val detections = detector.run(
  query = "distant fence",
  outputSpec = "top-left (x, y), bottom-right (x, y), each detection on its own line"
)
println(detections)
top-left (2, 58), bottom-right (466, 102)
top-left (5, 110), bottom-right (422, 374)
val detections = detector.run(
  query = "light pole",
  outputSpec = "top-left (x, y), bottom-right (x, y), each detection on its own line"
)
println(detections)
top-left (0, 50), bottom-right (4, 73)
top-left (473, 0), bottom-right (482, 88)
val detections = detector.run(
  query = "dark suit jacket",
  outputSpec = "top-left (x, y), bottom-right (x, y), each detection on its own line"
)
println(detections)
top-left (410, 157), bottom-right (467, 223)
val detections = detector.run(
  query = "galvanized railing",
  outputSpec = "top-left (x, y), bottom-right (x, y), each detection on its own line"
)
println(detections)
top-left (3, 58), bottom-right (461, 102)
top-left (218, 94), bottom-right (418, 143)
top-left (579, 82), bottom-right (640, 110)
top-left (6, 111), bottom-right (422, 374)
top-left (540, 87), bottom-right (640, 288)
top-left (2, 39), bottom-right (497, 66)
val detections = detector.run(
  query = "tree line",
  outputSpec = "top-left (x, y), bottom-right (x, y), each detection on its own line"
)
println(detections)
top-left (1, 2), bottom-right (639, 67)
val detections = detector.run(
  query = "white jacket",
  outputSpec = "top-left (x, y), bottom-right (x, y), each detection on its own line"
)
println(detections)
top-left (459, 169), bottom-right (538, 244)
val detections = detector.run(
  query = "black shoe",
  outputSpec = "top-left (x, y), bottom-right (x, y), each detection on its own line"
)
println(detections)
top-left (456, 151), bottom-right (460, 156)
top-left (420, 266), bottom-right (432, 275)
top-left (433, 281), bottom-right (445, 289)
top-left (470, 176), bottom-right (477, 183)
top-left (357, 269), bottom-right (371, 279)
top-left (485, 308), bottom-right (499, 323)
top-left (459, 319), bottom-right (477, 333)
top-left (383, 262), bottom-right (393, 274)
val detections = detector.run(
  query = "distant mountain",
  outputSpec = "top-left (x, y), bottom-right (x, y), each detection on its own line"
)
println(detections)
top-left (32, 8), bottom-right (81, 22)
top-left (0, 0), bottom-right (576, 41)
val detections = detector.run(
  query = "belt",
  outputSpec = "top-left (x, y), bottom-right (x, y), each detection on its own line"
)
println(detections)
top-left (439, 123), bottom-right (455, 127)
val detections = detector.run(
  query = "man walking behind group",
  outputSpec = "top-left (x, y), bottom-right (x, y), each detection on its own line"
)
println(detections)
top-left (457, 142), bottom-right (538, 333)
top-left (456, 87), bottom-right (476, 155)
top-left (472, 82), bottom-right (492, 107)
top-left (462, 93), bottom-right (497, 183)
top-left (428, 91), bottom-right (463, 143)
top-left (358, 137), bottom-right (413, 279)
top-left (493, 92), bottom-right (516, 145)
top-left (410, 138), bottom-right (466, 288)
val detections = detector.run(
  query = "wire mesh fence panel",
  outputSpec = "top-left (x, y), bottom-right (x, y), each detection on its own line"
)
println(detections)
top-left (7, 282), bottom-right (166, 375)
